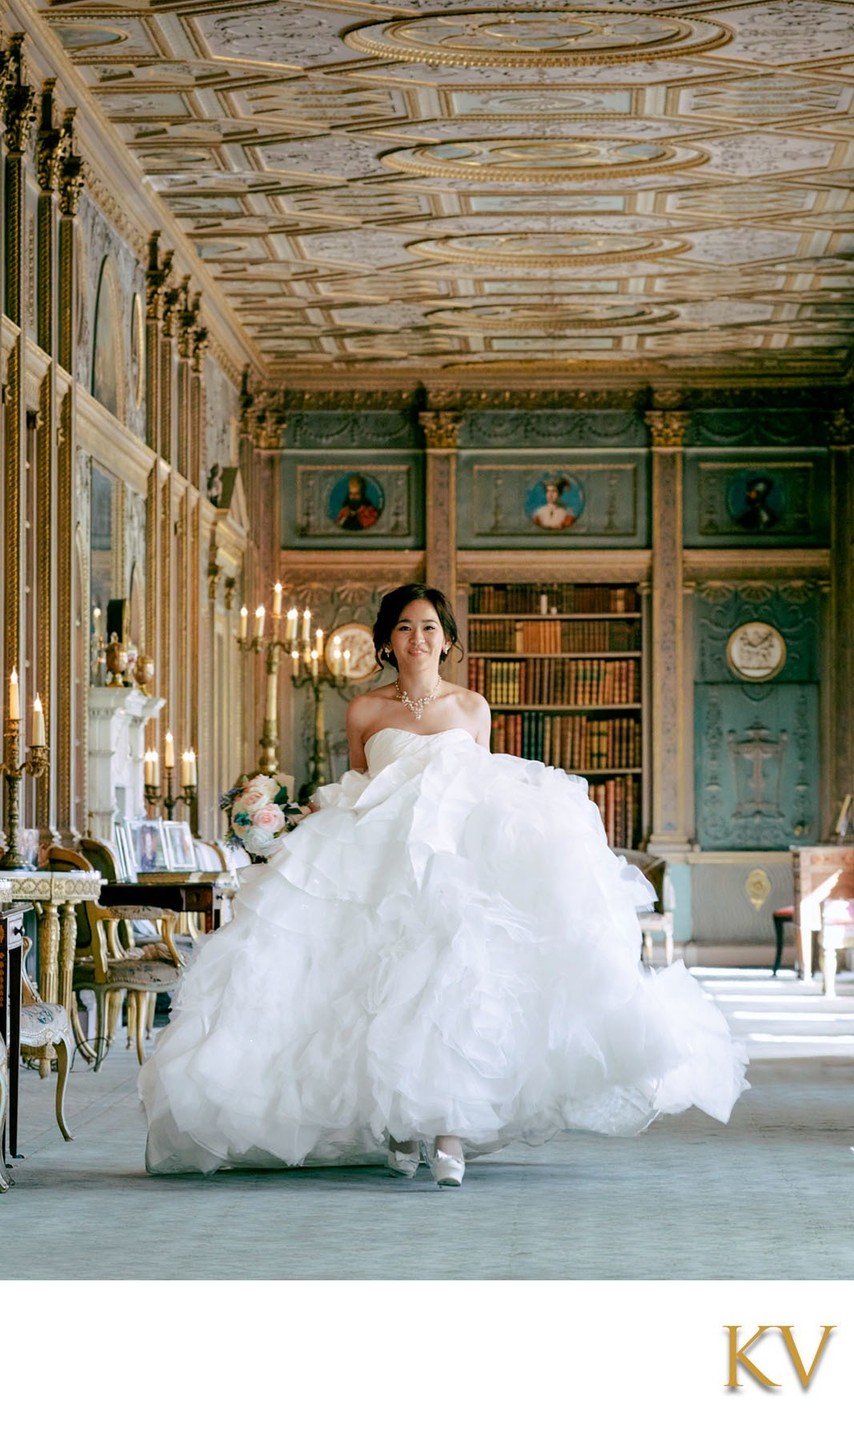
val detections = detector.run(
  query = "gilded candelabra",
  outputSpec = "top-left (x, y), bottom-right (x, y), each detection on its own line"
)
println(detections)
top-left (0, 717), bottom-right (49, 871)
top-left (143, 740), bottom-right (198, 834)
top-left (236, 587), bottom-right (350, 793)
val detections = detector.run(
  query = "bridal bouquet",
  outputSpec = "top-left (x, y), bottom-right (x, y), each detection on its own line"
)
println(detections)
top-left (220, 772), bottom-right (306, 861)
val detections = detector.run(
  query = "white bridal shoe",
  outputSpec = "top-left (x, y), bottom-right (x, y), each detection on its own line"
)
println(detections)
top-left (387, 1141), bottom-right (421, 1178)
top-left (428, 1145), bottom-right (465, 1188)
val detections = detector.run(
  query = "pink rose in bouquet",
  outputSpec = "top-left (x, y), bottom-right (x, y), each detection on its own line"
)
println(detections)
top-left (221, 772), bottom-right (306, 862)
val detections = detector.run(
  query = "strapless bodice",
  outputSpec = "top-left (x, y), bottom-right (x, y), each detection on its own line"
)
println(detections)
top-left (364, 726), bottom-right (476, 775)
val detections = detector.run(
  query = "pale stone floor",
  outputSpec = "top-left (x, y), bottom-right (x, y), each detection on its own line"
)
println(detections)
top-left (4, 968), bottom-right (854, 1281)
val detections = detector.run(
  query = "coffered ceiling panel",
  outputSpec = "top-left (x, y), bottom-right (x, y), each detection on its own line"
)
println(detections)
top-left (35, 0), bottom-right (854, 381)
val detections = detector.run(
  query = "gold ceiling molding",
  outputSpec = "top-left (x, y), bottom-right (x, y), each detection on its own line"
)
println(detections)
top-left (25, 0), bottom-right (854, 381)
top-left (344, 8), bottom-right (733, 69)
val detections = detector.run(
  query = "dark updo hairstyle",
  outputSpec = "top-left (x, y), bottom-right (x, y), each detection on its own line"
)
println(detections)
top-left (373, 584), bottom-right (464, 671)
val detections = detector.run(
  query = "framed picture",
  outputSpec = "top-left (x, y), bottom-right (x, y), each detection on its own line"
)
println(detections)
top-left (16, 828), bottom-right (41, 869)
top-left (126, 817), bottom-right (170, 873)
top-left (163, 820), bottom-right (196, 872)
top-left (112, 821), bottom-right (136, 880)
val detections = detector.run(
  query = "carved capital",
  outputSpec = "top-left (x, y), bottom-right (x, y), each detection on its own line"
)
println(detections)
top-left (191, 324), bottom-right (209, 372)
top-left (36, 80), bottom-right (62, 193)
top-left (253, 390), bottom-right (287, 450)
top-left (145, 232), bottom-right (174, 321)
top-left (645, 409), bottom-right (690, 449)
top-left (177, 286), bottom-right (199, 359)
top-left (2, 35), bottom-right (37, 155)
top-left (419, 410), bottom-right (463, 449)
top-left (826, 408), bottom-right (852, 447)
top-left (58, 110), bottom-right (84, 216)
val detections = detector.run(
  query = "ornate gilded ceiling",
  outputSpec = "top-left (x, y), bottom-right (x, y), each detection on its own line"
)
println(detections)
top-left (31, 1), bottom-right (854, 381)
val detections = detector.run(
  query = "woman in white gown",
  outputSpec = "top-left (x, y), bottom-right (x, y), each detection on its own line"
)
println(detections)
top-left (140, 585), bottom-right (748, 1185)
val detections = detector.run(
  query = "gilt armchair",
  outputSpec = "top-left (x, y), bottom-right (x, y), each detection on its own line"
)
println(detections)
top-left (45, 845), bottom-right (184, 1069)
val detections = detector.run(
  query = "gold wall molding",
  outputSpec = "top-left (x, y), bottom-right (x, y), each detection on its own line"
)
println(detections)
top-left (458, 549), bottom-right (652, 585)
top-left (684, 550), bottom-right (831, 582)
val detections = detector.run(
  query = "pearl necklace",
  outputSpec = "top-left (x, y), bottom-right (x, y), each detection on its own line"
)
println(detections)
top-left (395, 678), bottom-right (440, 721)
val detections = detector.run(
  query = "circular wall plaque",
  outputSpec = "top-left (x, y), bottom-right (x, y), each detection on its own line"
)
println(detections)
top-left (326, 623), bottom-right (379, 683)
top-left (726, 622), bottom-right (786, 682)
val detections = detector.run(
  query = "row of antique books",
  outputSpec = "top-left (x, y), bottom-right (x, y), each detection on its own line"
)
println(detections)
top-left (468, 617), bottom-right (642, 654)
top-left (490, 712), bottom-right (641, 770)
top-left (588, 777), bottom-right (640, 850)
top-left (469, 656), bottom-right (640, 706)
top-left (470, 583), bottom-right (638, 615)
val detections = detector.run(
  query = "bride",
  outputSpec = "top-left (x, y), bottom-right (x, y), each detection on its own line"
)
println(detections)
top-left (140, 583), bottom-right (747, 1185)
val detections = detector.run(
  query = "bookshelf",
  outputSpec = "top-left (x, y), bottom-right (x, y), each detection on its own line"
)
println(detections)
top-left (467, 582), bottom-right (644, 848)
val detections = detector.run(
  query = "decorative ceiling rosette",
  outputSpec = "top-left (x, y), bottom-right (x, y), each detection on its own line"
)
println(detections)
top-left (343, 7), bottom-right (732, 68)
top-left (383, 137), bottom-right (706, 184)
top-left (426, 302), bottom-right (678, 330)
top-left (407, 231), bottom-right (690, 267)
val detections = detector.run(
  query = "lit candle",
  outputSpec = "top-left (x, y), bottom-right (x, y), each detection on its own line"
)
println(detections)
top-left (272, 582), bottom-right (283, 617)
top-left (188, 748), bottom-right (197, 787)
top-left (239, 605), bottom-right (248, 640)
top-left (9, 667), bottom-right (20, 721)
top-left (93, 606), bottom-right (102, 639)
top-left (343, 648), bottom-right (351, 679)
top-left (286, 608), bottom-right (298, 644)
top-left (144, 749), bottom-right (159, 787)
top-left (32, 694), bottom-right (45, 747)
top-left (291, 649), bottom-right (300, 678)
top-left (301, 608), bottom-right (311, 642)
top-left (331, 642), bottom-right (341, 678)
top-left (164, 730), bottom-right (175, 769)
top-left (315, 628), bottom-right (324, 655)
top-left (265, 669), bottom-right (277, 721)
top-left (181, 750), bottom-right (193, 788)
top-left (310, 649), bottom-right (319, 679)
top-left (254, 605), bottom-right (265, 640)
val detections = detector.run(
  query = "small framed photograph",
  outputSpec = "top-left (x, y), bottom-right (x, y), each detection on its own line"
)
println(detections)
top-left (163, 820), bottom-right (196, 872)
top-left (112, 820), bottom-right (136, 880)
top-left (126, 817), bottom-right (170, 873)
top-left (16, 828), bottom-right (41, 869)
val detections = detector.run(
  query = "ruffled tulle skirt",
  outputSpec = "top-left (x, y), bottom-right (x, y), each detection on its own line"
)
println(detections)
top-left (139, 728), bottom-right (747, 1174)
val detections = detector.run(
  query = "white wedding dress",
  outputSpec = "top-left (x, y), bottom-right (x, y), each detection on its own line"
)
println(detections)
top-left (140, 727), bottom-right (748, 1175)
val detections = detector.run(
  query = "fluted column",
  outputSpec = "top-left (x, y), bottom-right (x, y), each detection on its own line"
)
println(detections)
top-left (646, 407), bottom-right (691, 851)
top-left (828, 410), bottom-right (854, 818)
top-left (56, 108), bottom-right (83, 837)
top-left (418, 410), bottom-right (462, 602)
top-left (35, 80), bottom-right (62, 834)
top-left (2, 38), bottom-right (36, 744)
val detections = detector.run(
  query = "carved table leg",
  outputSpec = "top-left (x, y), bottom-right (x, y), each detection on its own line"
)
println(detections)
top-left (39, 901), bottom-right (61, 1004)
top-left (59, 901), bottom-right (77, 1016)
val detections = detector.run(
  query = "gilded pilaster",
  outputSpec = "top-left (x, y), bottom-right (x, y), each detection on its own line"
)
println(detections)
top-left (418, 410), bottom-right (462, 606)
top-left (646, 407), bottom-right (691, 851)
top-left (249, 397), bottom-right (286, 766)
top-left (3, 36), bottom-right (36, 768)
top-left (176, 282), bottom-right (196, 480)
top-left (56, 109), bottom-right (83, 837)
top-left (828, 410), bottom-right (854, 816)
top-left (144, 234), bottom-right (172, 747)
top-left (35, 81), bottom-right (63, 833)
